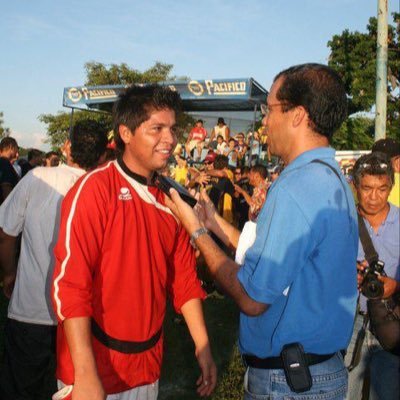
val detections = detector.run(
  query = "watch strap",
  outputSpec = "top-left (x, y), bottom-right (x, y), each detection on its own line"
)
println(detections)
top-left (190, 227), bottom-right (208, 246)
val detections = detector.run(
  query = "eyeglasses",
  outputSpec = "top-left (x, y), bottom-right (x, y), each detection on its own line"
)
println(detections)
top-left (260, 102), bottom-right (286, 116)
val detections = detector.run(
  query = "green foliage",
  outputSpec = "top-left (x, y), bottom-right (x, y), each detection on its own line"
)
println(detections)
top-left (210, 345), bottom-right (244, 400)
top-left (328, 13), bottom-right (400, 142)
top-left (332, 116), bottom-right (375, 150)
top-left (39, 111), bottom-right (112, 150)
top-left (0, 112), bottom-right (10, 139)
top-left (84, 61), bottom-right (175, 86)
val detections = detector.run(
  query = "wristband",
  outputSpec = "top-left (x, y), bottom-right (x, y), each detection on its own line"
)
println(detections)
top-left (190, 227), bottom-right (208, 247)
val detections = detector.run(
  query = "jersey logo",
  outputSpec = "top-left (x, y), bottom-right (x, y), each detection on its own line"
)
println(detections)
top-left (118, 187), bottom-right (132, 201)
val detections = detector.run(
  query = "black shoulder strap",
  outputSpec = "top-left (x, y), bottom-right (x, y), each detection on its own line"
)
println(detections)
top-left (357, 214), bottom-right (379, 265)
top-left (311, 159), bottom-right (342, 181)
top-left (311, 159), bottom-right (379, 264)
top-left (311, 159), bottom-right (351, 211)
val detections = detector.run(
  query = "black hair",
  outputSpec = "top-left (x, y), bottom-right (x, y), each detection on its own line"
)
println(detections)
top-left (352, 152), bottom-right (394, 187)
top-left (0, 137), bottom-right (18, 152)
top-left (274, 63), bottom-right (347, 140)
top-left (27, 149), bottom-right (43, 162)
top-left (250, 164), bottom-right (268, 180)
top-left (217, 117), bottom-right (225, 125)
top-left (241, 166), bottom-right (250, 174)
top-left (45, 151), bottom-right (59, 159)
top-left (371, 138), bottom-right (400, 159)
top-left (214, 154), bottom-right (229, 170)
top-left (112, 84), bottom-right (182, 151)
top-left (70, 120), bottom-right (108, 170)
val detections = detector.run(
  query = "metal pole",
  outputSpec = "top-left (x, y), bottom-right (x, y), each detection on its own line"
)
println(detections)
top-left (375, 0), bottom-right (388, 141)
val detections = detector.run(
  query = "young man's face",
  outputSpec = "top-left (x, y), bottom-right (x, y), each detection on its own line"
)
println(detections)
top-left (356, 174), bottom-right (392, 217)
top-left (121, 108), bottom-right (177, 178)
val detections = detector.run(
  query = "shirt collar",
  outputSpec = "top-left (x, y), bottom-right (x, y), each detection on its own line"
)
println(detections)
top-left (117, 157), bottom-right (150, 186)
top-left (281, 147), bottom-right (336, 177)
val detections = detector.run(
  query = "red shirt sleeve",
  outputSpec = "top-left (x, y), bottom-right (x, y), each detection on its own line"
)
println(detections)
top-left (52, 175), bottom-right (107, 322)
top-left (167, 223), bottom-right (206, 313)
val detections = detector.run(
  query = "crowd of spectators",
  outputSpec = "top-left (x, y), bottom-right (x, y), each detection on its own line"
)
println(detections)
top-left (182, 118), bottom-right (267, 169)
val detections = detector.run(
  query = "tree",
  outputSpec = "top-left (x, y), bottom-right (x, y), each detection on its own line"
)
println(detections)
top-left (0, 112), bottom-right (10, 139)
top-left (41, 62), bottom-right (192, 148)
top-left (84, 61), bottom-right (179, 86)
top-left (39, 111), bottom-right (112, 150)
top-left (332, 116), bottom-right (375, 150)
top-left (328, 13), bottom-right (400, 144)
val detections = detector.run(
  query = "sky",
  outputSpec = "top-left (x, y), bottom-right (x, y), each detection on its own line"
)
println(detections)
top-left (0, 0), bottom-right (398, 150)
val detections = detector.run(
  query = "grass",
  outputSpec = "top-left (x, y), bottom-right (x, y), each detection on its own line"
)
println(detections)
top-left (0, 290), bottom-right (245, 399)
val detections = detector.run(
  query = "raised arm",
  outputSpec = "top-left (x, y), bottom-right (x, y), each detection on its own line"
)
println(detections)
top-left (166, 189), bottom-right (267, 316)
top-left (199, 190), bottom-right (240, 249)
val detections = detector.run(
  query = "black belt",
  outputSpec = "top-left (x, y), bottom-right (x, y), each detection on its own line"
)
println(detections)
top-left (243, 352), bottom-right (337, 370)
top-left (91, 319), bottom-right (162, 354)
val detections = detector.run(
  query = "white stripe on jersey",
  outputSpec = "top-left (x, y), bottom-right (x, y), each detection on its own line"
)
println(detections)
top-left (53, 161), bottom-right (113, 321)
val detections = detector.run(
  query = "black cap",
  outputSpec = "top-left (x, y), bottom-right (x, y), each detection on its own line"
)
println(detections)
top-left (372, 138), bottom-right (400, 158)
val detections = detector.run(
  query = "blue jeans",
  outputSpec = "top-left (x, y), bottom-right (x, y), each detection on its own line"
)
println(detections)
top-left (345, 314), bottom-right (400, 400)
top-left (244, 353), bottom-right (347, 399)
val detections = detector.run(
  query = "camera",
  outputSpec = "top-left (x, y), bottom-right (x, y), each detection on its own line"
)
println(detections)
top-left (360, 260), bottom-right (385, 299)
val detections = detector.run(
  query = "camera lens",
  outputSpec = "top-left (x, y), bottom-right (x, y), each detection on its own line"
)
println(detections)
top-left (362, 278), bottom-right (384, 299)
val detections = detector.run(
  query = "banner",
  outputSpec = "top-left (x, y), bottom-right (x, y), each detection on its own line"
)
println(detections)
top-left (63, 78), bottom-right (267, 112)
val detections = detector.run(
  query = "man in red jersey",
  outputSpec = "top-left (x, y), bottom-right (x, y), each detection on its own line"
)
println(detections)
top-left (52, 85), bottom-right (216, 400)
top-left (185, 119), bottom-right (208, 157)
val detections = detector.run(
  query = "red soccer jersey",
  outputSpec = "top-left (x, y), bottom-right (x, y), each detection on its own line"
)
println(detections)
top-left (188, 126), bottom-right (207, 142)
top-left (52, 159), bottom-right (205, 394)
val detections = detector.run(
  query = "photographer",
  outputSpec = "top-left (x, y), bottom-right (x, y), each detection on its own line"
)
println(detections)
top-left (346, 151), bottom-right (400, 400)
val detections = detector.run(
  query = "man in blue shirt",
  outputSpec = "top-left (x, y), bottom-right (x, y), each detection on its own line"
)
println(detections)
top-left (167, 63), bottom-right (358, 399)
top-left (346, 152), bottom-right (399, 400)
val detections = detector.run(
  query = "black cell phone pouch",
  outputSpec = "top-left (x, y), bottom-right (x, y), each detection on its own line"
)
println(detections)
top-left (280, 343), bottom-right (313, 393)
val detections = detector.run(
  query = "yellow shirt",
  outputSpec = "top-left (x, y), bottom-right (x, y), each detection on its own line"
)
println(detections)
top-left (388, 172), bottom-right (400, 207)
top-left (174, 166), bottom-right (188, 186)
top-left (222, 169), bottom-right (234, 224)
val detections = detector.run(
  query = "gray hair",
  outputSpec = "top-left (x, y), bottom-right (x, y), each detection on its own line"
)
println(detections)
top-left (352, 151), bottom-right (394, 187)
